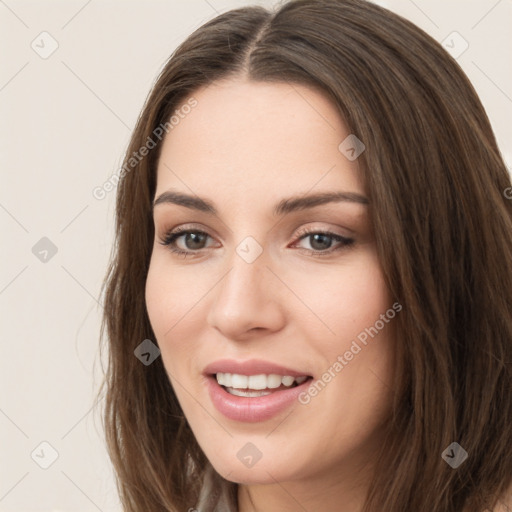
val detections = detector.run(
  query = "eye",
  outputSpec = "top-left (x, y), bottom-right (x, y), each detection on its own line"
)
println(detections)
top-left (158, 227), bottom-right (217, 257)
top-left (291, 228), bottom-right (354, 256)
top-left (158, 226), bottom-right (355, 258)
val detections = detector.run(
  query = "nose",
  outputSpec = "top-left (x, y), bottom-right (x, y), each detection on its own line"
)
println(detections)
top-left (206, 249), bottom-right (287, 340)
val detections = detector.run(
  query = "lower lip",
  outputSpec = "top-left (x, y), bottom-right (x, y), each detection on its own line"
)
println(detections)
top-left (205, 375), bottom-right (312, 423)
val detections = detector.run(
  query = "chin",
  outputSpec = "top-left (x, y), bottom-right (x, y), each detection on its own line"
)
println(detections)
top-left (202, 441), bottom-right (305, 486)
top-left (216, 463), bottom-right (289, 485)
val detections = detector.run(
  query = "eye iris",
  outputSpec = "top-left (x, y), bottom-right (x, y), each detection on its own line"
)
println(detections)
top-left (185, 232), bottom-right (207, 250)
top-left (310, 233), bottom-right (332, 251)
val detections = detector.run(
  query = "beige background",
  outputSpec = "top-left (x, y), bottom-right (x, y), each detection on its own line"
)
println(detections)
top-left (1, 0), bottom-right (510, 510)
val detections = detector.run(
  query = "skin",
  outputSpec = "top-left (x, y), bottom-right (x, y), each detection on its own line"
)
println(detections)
top-left (145, 78), bottom-right (397, 512)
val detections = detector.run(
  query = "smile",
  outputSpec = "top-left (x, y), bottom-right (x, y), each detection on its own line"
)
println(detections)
top-left (216, 373), bottom-right (309, 397)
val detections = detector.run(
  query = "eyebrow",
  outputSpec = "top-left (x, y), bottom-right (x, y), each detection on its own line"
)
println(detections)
top-left (152, 189), bottom-right (369, 216)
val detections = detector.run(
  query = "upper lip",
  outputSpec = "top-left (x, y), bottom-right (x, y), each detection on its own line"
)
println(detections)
top-left (203, 359), bottom-right (312, 377)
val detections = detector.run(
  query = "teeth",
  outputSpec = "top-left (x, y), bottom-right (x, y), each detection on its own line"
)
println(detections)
top-left (226, 388), bottom-right (273, 397)
top-left (281, 376), bottom-right (295, 386)
top-left (216, 373), bottom-right (308, 390)
top-left (248, 374), bottom-right (267, 390)
top-left (231, 374), bottom-right (247, 389)
top-left (267, 374), bottom-right (282, 388)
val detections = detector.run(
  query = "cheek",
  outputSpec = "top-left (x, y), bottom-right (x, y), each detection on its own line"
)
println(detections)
top-left (290, 253), bottom-right (391, 344)
top-left (145, 252), bottom-right (204, 332)
top-left (290, 253), bottom-right (396, 419)
top-left (145, 258), bottom-right (174, 340)
top-left (144, 256), bottom-right (203, 368)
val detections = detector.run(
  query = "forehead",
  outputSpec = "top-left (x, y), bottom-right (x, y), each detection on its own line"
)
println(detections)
top-left (155, 79), bottom-right (364, 202)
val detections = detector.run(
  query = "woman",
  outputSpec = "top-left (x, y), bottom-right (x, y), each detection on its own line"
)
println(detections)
top-left (99, 0), bottom-right (512, 510)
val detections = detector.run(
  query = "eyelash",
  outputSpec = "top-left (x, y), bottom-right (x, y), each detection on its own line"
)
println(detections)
top-left (158, 226), bottom-right (354, 258)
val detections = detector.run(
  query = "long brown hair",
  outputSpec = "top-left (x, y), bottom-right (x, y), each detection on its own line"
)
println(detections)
top-left (99, 0), bottom-right (512, 510)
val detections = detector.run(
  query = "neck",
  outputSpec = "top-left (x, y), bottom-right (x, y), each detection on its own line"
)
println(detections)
top-left (237, 454), bottom-right (374, 512)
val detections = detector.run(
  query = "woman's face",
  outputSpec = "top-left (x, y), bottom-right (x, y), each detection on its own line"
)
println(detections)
top-left (146, 79), bottom-right (397, 493)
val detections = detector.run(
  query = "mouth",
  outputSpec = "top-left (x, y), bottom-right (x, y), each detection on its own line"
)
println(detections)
top-left (214, 372), bottom-right (311, 397)
top-left (203, 360), bottom-right (314, 422)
